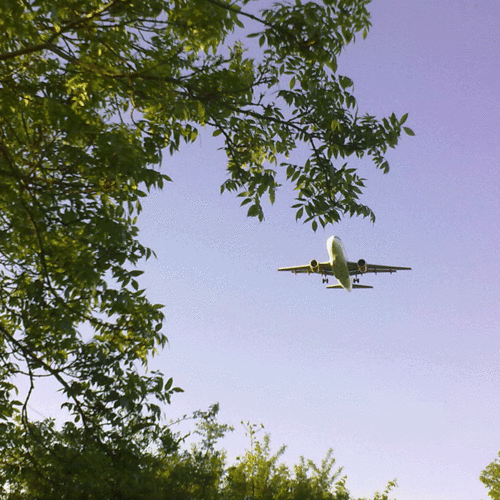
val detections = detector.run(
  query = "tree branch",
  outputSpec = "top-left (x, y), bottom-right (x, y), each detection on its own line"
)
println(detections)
top-left (0, 321), bottom-right (93, 431)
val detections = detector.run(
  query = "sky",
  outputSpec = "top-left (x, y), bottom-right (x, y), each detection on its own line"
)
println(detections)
top-left (28, 1), bottom-right (500, 499)
top-left (132, 1), bottom-right (500, 499)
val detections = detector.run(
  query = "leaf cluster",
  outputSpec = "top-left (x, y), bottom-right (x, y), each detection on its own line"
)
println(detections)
top-left (215, 0), bottom-right (413, 226)
top-left (481, 451), bottom-right (500, 500)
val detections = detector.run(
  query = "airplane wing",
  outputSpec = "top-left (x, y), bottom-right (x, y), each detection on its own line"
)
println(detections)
top-left (327, 284), bottom-right (373, 289)
top-left (278, 262), bottom-right (334, 276)
top-left (347, 261), bottom-right (412, 276)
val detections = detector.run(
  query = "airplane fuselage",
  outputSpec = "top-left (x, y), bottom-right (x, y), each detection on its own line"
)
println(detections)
top-left (327, 235), bottom-right (352, 291)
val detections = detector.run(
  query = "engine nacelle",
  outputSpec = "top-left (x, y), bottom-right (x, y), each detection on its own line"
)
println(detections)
top-left (357, 259), bottom-right (368, 274)
top-left (309, 259), bottom-right (320, 272)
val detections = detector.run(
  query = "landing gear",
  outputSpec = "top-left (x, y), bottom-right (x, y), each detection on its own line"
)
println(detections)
top-left (322, 278), bottom-right (329, 284)
top-left (353, 278), bottom-right (360, 284)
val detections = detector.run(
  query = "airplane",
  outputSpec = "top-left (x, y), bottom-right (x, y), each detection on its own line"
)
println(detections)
top-left (278, 235), bottom-right (411, 291)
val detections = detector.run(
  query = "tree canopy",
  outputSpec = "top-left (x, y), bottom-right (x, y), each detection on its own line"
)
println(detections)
top-left (0, 0), bottom-right (412, 495)
top-left (2, 404), bottom-right (399, 499)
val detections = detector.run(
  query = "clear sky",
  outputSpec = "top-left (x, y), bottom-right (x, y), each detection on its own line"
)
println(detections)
top-left (30, 1), bottom-right (499, 499)
top-left (132, 1), bottom-right (500, 499)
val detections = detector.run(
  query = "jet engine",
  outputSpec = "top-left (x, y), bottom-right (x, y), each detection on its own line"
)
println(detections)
top-left (309, 259), bottom-right (320, 272)
top-left (357, 259), bottom-right (368, 274)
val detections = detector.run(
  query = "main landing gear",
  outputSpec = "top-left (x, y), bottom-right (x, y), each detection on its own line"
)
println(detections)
top-left (322, 278), bottom-right (329, 284)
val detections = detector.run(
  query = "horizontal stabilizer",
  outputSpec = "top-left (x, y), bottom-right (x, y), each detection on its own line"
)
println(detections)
top-left (326, 284), bottom-right (373, 290)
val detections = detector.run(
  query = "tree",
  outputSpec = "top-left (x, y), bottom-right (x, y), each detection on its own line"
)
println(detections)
top-left (0, 0), bottom-right (411, 490)
top-left (1, 404), bottom-right (398, 500)
top-left (481, 452), bottom-right (500, 500)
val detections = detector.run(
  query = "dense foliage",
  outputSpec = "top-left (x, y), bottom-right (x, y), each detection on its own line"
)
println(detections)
top-left (1, 405), bottom-right (398, 499)
top-left (0, 0), bottom-right (412, 495)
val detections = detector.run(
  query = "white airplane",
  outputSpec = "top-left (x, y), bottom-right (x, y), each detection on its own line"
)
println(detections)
top-left (278, 236), bottom-right (411, 291)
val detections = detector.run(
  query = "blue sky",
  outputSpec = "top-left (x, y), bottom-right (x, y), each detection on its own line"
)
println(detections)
top-left (133, 1), bottom-right (500, 499)
top-left (28, 1), bottom-right (499, 499)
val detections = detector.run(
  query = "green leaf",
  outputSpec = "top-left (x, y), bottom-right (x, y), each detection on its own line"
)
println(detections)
top-left (339, 76), bottom-right (353, 89)
top-left (247, 204), bottom-right (261, 218)
top-left (164, 378), bottom-right (173, 391)
top-left (269, 190), bottom-right (276, 205)
top-left (403, 126), bottom-right (415, 136)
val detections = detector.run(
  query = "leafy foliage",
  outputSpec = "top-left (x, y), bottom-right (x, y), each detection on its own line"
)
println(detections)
top-left (0, 404), bottom-right (398, 500)
top-left (481, 451), bottom-right (500, 500)
top-left (0, 0), bottom-right (411, 491)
